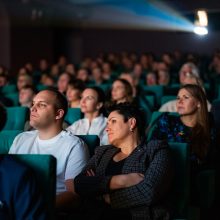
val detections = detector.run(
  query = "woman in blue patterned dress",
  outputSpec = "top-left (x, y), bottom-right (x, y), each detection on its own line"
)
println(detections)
top-left (151, 84), bottom-right (217, 206)
top-left (151, 84), bottom-right (216, 167)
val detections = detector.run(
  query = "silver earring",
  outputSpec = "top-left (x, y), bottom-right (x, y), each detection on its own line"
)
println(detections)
top-left (130, 127), bottom-right (133, 132)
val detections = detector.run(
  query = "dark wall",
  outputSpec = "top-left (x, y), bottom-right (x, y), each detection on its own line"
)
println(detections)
top-left (10, 26), bottom-right (54, 74)
top-left (0, 1), bottom-right (10, 68)
top-left (58, 28), bottom-right (220, 63)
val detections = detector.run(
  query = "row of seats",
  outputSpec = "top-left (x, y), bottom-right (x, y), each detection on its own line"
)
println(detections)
top-left (2, 107), bottom-right (82, 130)
top-left (0, 130), bottom-right (99, 219)
top-left (0, 128), bottom-right (215, 219)
top-left (0, 128), bottom-right (189, 219)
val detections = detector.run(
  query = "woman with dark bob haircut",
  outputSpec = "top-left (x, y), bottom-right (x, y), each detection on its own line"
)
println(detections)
top-left (73, 103), bottom-right (173, 220)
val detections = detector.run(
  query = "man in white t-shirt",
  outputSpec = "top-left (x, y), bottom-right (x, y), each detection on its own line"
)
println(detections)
top-left (9, 88), bottom-right (89, 211)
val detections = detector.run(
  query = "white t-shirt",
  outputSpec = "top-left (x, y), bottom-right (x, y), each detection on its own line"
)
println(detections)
top-left (67, 114), bottom-right (109, 145)
top-left (9, 130), bottom-right (89, 194)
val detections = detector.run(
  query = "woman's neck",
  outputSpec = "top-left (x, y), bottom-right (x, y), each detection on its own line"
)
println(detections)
top-left (180, 114), bottom-right (197, 127)
top-left (118, 135), bottom-right (140, 155)
top-left (84, 111), bottom-right (100, 123)
top-left (70, 100), bottom-right (80, 108)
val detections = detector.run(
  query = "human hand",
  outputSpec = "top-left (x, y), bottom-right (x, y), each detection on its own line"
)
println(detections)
top-left (103, 194), bottom-right (110, 204)
top-left (86, 169), bottom-right (95, 176)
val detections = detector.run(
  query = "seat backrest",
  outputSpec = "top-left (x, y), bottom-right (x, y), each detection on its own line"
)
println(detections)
top-left (137, 96), bottom-right (152, 125)
top-left (64, 108), bottom-right (82, 125)
top-left (3, 107), bottom-right (29, 130)
top-left (168, 142), bottom-right (190, 219)
top-left (141, 95), bottom-right (155, 110)
top-left (161, 95), bottom-right (176, 105)
top-left (11, 154), bottom-right (56, 220)
top-left (0, 130), bottom-right (23, 153)
top-left (76, 135), bottom-right (100, 157)
top-left (4, 93), bottom-right (19, 106)
top-left (0, 84), bottom-right (17, 94)
top-left (141, 85), bottom-right (164, 106)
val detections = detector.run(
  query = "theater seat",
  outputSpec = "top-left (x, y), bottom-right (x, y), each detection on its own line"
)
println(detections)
top-left (76, 135), bottom-right (100, 157)
top-left (64, 108), bottom-right (82, 126)
top-left (0, 130), bottom-right (23, 153)
top-left (3, 107), bottom-right (29, 130)
top-left (168, 142), bottom-right (190, 219)
top-left (9, 154), bottom-right (56, 220)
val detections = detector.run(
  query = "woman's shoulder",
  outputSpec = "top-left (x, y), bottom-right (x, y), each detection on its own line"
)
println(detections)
top-left (94, 145), bottom-right (116, 155)
top-left (140, 140), bottom-right (170, 161)
top-left (146, 140), bottom-right (169, 151)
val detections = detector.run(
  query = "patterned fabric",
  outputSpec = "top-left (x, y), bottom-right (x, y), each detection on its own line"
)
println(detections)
top-left (151, 112), bottom-right (217, 169)
top-left (151, 113), bottom-right (190, 143)
top-left (74, 140), bottom-right (173, 220)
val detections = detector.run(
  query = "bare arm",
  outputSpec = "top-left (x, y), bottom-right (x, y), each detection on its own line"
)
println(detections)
top-left (109, 173), bottom-right (144, 189)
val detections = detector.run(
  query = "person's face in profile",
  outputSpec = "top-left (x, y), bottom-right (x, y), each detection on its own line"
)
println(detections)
top-left (80, 88), bottom-right (101, 114)
top-left (19, 88), bottom-right (35, 106)
top-left (57, 73), bottom-right (70, 93)
top-left (30, 91), bottom-right (58, 129)
top-left (106, 111), bottom-right (131, 146)
top-left (66, 86), bottom-right (81, 102)
top-left (111, 81), bottom-right (127, 103)
top-left (176, 88), bottom-right (200, 116)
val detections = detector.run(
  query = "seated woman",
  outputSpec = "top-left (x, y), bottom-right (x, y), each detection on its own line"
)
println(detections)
top-left (107, 78), bottom-right (133, 107)
top-left (66, 79), bottom-right (85, 108)
top-left (152, 84), bottom-right (216, 167)
top-left (73, 103), bottom-right (173, 220)
top-left (67, 86), bottom-right (108, 145)
top-left (150, 84), bottom-right (217, 203)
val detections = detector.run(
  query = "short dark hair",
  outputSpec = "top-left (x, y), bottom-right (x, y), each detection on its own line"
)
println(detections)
top-left (87, 86), bottom-right (106, 114)
top-left (68, 79), bottom-right (86, 92)
top-left (20, 85), bottom-right (37, 94)
top-left (0, 103), bottom-right (7, 131)
top-left (107, 102), bottom-right (146, 141)
top-left (43, 88), bottom-right (68, 118)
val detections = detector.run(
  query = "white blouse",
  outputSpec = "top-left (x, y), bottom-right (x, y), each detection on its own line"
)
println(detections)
top-left (67, 114), bottom-right (108, 145)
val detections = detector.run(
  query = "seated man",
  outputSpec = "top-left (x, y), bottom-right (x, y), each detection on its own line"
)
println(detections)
top-left (0, 103), bottom-right (46, 219)
top-left (9, 88), bottom-right (89, 211)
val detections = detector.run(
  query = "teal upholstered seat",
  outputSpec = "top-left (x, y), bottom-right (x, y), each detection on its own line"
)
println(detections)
top-left (9, 154), bottom-right (56, 220)
top-left (3, 107), bottom-right (29, 130)
top-left (76, 135), bottom-right (100, 157)
top-left (161, 95), bottom-right (176, 105)
top-left (0, 84), bottom-right (17, 94)
top-left (64, 108), bottom-right (82, 125)
top-left (141, 85), bottom-right (164, 106)
top-left (0, 130), bottom-right (23, 153)
top-left (169, 142), bottom-right (190, 219)
top-left (4, 92), bottom-right (19, 106)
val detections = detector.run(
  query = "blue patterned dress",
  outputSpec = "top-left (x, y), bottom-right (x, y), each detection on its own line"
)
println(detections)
top-left (151, 113), bottom-right (191, 143)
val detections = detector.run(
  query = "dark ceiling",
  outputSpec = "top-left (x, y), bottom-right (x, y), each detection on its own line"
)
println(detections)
top-left (2, 0), bottom-right (220, 31)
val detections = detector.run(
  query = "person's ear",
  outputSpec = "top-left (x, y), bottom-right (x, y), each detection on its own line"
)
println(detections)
top-left (96, 102), bottom-right (103, 111)
top-left (55, 109), bottom-right (64, 120)
top-left (129, 117), bottom-right (137, 131)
